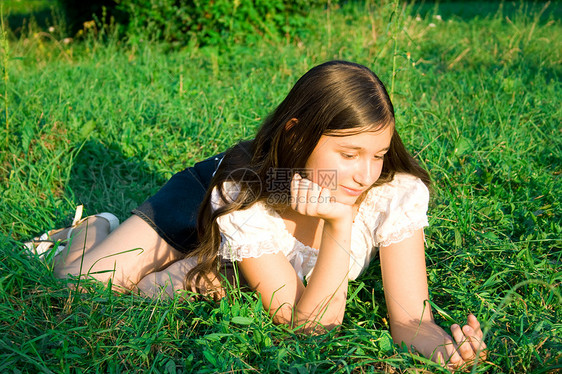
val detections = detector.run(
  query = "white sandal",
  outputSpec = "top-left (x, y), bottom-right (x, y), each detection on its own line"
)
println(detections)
top-left (23, 205), bottom-right (120, 258)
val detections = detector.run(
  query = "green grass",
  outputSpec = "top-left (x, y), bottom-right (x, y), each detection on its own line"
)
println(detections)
top-left (1, 1), bottom-right (561, 372)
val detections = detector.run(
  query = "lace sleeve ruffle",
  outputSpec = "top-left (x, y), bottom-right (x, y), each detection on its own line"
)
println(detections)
top-left (364, 173), bottom-right (429, 248)
top-left (212, 185), bottom-right (287, 261)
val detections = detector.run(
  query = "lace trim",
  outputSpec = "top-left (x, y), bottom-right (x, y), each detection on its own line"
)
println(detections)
top-left (216, 173), bottom-right (429, 278)
top-left (219, 238), bottom-right (287, 261)
top-left (376, 219), bottom-right (428, 248)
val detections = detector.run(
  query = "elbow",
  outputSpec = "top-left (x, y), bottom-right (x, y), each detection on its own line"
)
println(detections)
top-left (268, 292), bottom-right (347, 334)
top-left (294, 295), bottom-right (346, 334)
top-left (270, 306), bottom-right (344, 334)
top-left (271, 312), bottom-right (342, 334)
top-left (311, 317), bottom-right (343, 332)
top-left (271, 311), bottom-right (292, 327)
top-left (294, 315), bottom-right (343, 335)
top-left (269, 302), bottom-right (295, 327)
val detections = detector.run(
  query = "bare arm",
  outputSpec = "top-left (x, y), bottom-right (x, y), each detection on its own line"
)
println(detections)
top-left (239, 175), bottom-right (354, 332)
top-left (240, 218), bottom-right (352, 331)
top-left (380, 229), bottom-right (487, 368)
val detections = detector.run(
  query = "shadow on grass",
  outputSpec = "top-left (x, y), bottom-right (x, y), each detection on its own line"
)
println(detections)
top-left (3, 0), bottom-right (122, 37)
top-left (4, 8), bottom-right (57, 37)
top-left (68, 139), bottom-right (168, 219)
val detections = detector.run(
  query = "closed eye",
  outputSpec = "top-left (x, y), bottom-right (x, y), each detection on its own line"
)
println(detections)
top-left (341, 153), bottom-right (356, 159)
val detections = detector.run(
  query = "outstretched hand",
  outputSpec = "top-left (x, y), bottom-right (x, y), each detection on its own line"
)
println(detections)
top-left (394, 314), bottom-right (488, 371)
top-left (437, 314), bottom-right (488, 370)
top-left (290, 174), bottom-right (354, 223)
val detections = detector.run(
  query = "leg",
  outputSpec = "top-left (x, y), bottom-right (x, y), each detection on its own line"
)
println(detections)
top-left (55, 215), bottom-right (185, 291)
top-left (136, 256), bottom-right (201, 299)
top-left (136, 258), bottom-right (242, 300)
top-left (53, 215), bottom-right (116, 267)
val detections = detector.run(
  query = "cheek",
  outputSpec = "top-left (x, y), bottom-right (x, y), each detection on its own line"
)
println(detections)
top-left (306, 155), bottom-right (343, 186)
top-left (367, 161), bottom-right (385, 186)
top-left (374, 162), bottom-right (384, 180)
top-left (327, 159), bottom-right (353, 186)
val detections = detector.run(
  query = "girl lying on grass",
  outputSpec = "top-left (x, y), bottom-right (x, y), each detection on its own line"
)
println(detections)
top-left (26, 60), bottom-right (487, 369)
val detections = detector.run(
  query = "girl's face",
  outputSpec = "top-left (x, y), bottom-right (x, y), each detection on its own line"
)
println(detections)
top-left (304, 126), bottom-right (393, 206)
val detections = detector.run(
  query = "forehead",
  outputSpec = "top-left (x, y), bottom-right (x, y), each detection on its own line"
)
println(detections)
top-left (325, 126), bottom-right (393, 149)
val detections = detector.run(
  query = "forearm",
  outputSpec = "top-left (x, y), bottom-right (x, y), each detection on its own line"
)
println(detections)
top-left (380, 231), bottom-right (448, 359)
top-left (386, 291), bottom-right (447, 359)
top-left (295, 219), bottom-right (352, 331)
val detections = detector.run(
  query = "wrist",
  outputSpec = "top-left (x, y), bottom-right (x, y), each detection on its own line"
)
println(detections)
top-left (391, 320), bottom-right (448, 354)
top-left (323, 217), bottom-right (353, 232)
top-left (320, 217), bottom-right (353, 258)
top-left (323, 207), bottom-right (354, 227)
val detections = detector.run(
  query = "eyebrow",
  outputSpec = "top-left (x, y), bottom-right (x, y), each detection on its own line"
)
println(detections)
top-left (339, 144), bottom-right (390, 152)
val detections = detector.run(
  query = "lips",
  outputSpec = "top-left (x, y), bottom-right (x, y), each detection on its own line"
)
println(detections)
top-left (340, 185), bottom-right (364, 196)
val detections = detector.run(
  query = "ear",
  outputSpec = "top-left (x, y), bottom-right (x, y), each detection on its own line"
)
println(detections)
top-left (284, 118), bottom-right (298, 131)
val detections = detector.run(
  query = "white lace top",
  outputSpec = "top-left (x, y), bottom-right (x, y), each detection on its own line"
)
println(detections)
top-left (211, 173), bottom-right (429, 281)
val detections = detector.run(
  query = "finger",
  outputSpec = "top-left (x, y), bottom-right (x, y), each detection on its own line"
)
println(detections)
top-left (306, 181), bottom-right (322, 216)
top-left (296, 178), bottom-right (311, 215)
top-left (290, 174), bottom-right (301, 210)
top-left (463, 324), bottom-right (488, 360)
top-left (436, 351), bottom-right (446, 367)
top-left (467, 315), bottom-right (488, 357)
top-left (452, 324), bottom-right (475, 361)
top-left (317, 187), bottom-right (333, 215)
top-left (433, 345), bottom-right (451, 367)
top-left (450, 324), bottom-right (464, 345)
top-left (467, 314), bottom-right (484, 338)
top-left (444, 336), bottom-right (464, 368)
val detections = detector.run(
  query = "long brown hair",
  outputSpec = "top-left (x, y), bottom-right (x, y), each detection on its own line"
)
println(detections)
top-left (186, 61), bottom-right (430, 291)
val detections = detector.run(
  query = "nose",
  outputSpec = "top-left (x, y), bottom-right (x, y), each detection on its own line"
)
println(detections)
top-left (352, 159), bottom-right (377, 187)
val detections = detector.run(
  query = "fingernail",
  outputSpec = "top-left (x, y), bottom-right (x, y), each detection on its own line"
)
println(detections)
top-left (294, 173), bottom-right (301, 180)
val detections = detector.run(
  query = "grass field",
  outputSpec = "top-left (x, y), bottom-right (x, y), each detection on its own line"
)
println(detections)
top-left (1, 0), bottom-right (561, 372)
